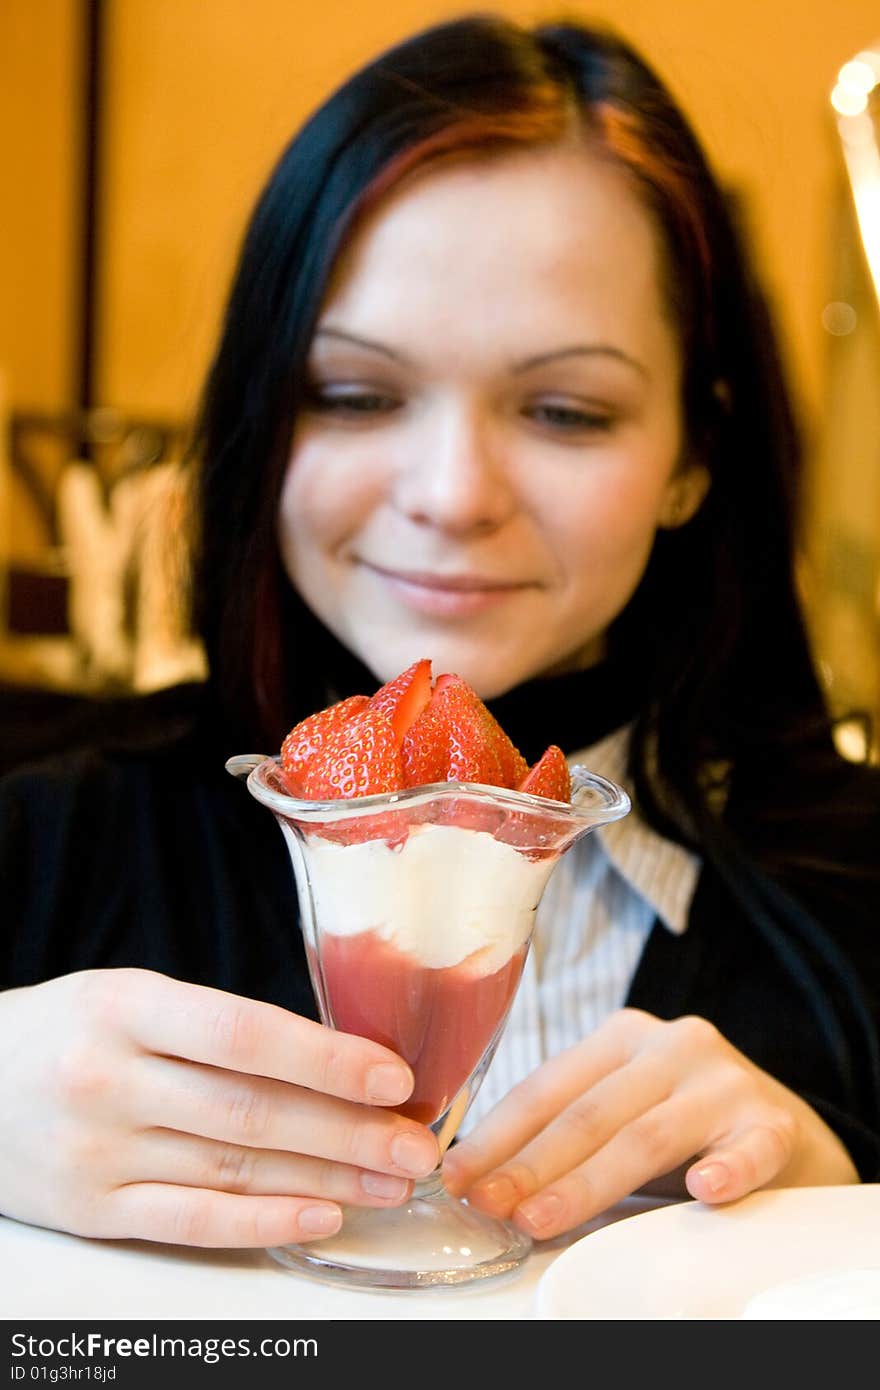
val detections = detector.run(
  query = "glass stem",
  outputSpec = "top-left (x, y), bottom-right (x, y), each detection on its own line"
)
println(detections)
top-left (412, 1168), bottom-right (446, 1200)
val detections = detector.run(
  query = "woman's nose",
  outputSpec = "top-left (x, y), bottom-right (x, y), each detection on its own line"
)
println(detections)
top-left (391, 402), bottom-right (516, 537)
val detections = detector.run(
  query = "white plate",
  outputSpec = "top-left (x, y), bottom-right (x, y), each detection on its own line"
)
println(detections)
top-left (535, 1186), bottom-right (880, 1319)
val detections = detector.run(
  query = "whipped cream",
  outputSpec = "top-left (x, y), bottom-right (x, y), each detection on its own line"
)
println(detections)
top-left (294, 822), bottom-right (558, 972)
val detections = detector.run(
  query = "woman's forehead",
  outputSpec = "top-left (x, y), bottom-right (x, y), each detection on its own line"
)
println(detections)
top-left (316, 144), bottom-right (677, 373)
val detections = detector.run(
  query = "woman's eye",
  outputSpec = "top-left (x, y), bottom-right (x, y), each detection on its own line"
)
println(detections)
top-left (527, 402), bottom-right (615, 433)
top-left (306, 388), bottom-right (399, 416)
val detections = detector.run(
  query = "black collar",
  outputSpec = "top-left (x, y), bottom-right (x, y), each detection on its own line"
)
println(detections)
top-left (311, 614), bottom-right (641, 767)
top-left (484, 659), bottom-right (641, 766)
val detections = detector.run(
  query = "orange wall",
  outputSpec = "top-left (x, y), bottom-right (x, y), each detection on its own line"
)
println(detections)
top-left (4, 0), bottom-right (880, 432)
top-left (0, 0), bottom-right (81, 411)
top-left (93, 0), bottom-right (880, 437)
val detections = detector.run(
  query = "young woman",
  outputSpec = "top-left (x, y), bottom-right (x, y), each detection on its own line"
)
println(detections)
top-left (1, 13), bottom-right (878, 1250)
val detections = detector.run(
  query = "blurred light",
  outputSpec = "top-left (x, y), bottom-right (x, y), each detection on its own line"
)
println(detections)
top-left (853, 49), bottom-right (880, 78)
top-left (837, 59), bottom-right (878, 94)
top-left (833, 720), bottom-right (869, 764)
top-left (836, 45), bottom-right (880, 310)
top-left (839, 112), bottom-right (876, 149)
top-left (821, 301), bottom-right (858, 334)
top-left (842, 148), bottom-right (880, 305)
top-left (831, 83), bottom-right (869, 116)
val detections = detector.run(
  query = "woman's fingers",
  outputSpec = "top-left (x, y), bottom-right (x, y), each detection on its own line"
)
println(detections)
top-left (82, 968), bottom-right (414, 1107)
top-left (443, 1010), bottom-right (652, 1195)
top-left (133, 1127), bottom-right (413, 1209)
top-left (132, 1054), bottom-right (439, 1179)
top-left (445, 1014), bottom-right (807, 1239)
top-left (685, 1117), bottom-right (797, 1204)
top-left (467, 1050), bottom-right (672, 1217)
top-left (461, 1051), bottom-right (673, 1216)
top-left (100, 1182), bottom-right (345, 1247)
top-left (0, 970), bottom-right (433, 1245)
top-left (509, 1094), bottom-right (713, 1238)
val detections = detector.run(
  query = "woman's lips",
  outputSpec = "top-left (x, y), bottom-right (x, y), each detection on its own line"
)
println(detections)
top-left (362, 563), bottom-right (530, 617)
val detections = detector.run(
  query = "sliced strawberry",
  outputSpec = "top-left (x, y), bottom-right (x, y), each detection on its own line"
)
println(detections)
top-left (276, 661), bottom-right (566, 850)
top-left (516, 745), bottom-right (571, 803)
top-left (401, 705), bottom-right (449, 786)
top-left (280, 694), bottom-right (370, 784)
top-left (439, 679), bottom-right (504, 786)
top-left (432, 675), bottom-right (529, 788)
top-left (298, 706), bottom-right (403, 800)
top-left (369, 659), bottom-right (433, 741)
top-left (445, 706), bottom-right (504, 785)
top-left (494, 746), bottom-right (572, 856)
top-left (479, 706), bottom-right (529, 788)
top-left (442, 692), bottom-right (503, 822)
top-left (405, 674), bottom-right (504, 787)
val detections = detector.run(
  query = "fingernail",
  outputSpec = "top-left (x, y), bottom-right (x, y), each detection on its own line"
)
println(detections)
top-left (360, 1172), bottom-right (409, 1200)
top-left (694, 1162), bottom-right (729, 1194)
top-left (390, 1131), bottom-right (437, 1176)
top-left (470, 1175), bottom-right (518, 1211)
top-left (517, 1193), bottom-right (564, 1232)
top-left (298, 1205), bottom-right (342, 1236)
top-left (366, 1064), bottom-right (411, 1105)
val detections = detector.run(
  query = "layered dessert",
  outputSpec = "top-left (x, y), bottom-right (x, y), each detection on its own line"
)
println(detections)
top-left (277, 659), bottom-right (572, 1126)
top-left (303, 820), bottom-right (557, 1123)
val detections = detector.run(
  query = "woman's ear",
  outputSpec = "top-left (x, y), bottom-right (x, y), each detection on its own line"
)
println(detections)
top-left (657, 462), bottom-right (711, 530)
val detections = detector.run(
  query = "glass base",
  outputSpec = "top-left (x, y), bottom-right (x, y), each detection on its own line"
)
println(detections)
top-left (267, 1174), bottom-right (532, 1290)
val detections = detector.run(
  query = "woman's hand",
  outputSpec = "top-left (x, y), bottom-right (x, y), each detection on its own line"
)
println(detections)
top-left (0, 969), bottom-right (438, 1247)
top-left (441, 1008), bottom-right (858, 1240)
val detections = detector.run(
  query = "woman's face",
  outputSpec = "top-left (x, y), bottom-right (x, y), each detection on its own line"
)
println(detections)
top-left (278, 141), bottom-right (707, 698)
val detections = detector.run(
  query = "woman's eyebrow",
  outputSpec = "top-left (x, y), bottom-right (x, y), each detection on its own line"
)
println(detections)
top-left (312, 327), bottom-right (411, 363)
top-left (313, 327), bottom-right (648, 380)
top-left (511, 345), bottom-right (649, 378)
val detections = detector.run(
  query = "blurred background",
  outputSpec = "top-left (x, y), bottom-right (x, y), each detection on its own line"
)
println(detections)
top-left (1, 1), bottom-right (879, 759)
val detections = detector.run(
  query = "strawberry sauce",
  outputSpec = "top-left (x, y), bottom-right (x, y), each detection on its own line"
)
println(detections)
top-left (319, 930), bottom-right (527, 1124)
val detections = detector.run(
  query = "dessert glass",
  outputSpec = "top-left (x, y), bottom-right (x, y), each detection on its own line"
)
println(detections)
top-left (226, 754), bottom-right (629, 1290)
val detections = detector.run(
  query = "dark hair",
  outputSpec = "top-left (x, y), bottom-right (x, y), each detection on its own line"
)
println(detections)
top-left (190, 15), bottom-right (879, 1117)
top-left (192, 12), bottom-right (818, 760)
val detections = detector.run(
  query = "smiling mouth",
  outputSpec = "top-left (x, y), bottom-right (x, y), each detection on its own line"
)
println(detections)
top-left (360, 562), bottom-right (532, 616)
top-left (363, 563), bottom-right (528, 592)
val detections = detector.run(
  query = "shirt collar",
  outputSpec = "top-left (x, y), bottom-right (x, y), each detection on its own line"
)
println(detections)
top-left (569, 725), bottom-right (700, 936)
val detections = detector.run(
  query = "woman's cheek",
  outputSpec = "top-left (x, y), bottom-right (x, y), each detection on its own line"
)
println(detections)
top-left (554, 478), bottom-right (665, 613)
top-left (281, 442), bottom-right (384, 552)
top-left (585, 467), bottom-right (672, 557)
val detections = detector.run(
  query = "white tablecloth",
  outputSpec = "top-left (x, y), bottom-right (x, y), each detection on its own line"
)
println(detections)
top-left (0, 1196), bottom-right (672, 1321)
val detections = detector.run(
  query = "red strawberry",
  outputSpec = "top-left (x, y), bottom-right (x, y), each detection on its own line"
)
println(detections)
top-left (401, 704), bottom-right (449, 786)
top-left (280, 694), bottom-right (370, 785)
top-left (276, 660), bottom-right (566, 848)
top-left (478, 706), bottom-right (529, 788)
top-left (400, 674), bottom-right (506, 832)
top-left (433, 676), bottom-right (508, 787)
top-left (495, 746), bottom-right (573, 857)
top-left (516, 745), bottom-right (571, 803)
top-left (446, 708), bottom-right (504, 784)
top-left (369, 659), bottom-right (433, 740)
top-left (429, 676), bottom-right (527, 788)
top-left (403, 674), bottom-right (504, 787)
top-left (298, 706), bottom-right (403, 800)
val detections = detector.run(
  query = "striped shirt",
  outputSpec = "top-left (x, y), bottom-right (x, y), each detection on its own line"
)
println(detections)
top-left (462, 724), bottom-right (701, 1129)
